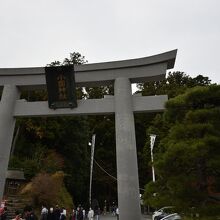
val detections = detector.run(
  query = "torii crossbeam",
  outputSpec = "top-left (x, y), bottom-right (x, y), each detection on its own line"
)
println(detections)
top-left (0, 49), bottom-right (177, 220)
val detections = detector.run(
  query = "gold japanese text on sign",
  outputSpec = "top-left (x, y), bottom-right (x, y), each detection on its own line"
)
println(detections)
top-left (57, 74), bottom-right (67, 100)
top-left (45, 65), bottom-right (77, 109)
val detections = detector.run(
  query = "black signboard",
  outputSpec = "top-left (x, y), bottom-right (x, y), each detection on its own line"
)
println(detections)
top-left (45, 65), bottom-right (77, 109)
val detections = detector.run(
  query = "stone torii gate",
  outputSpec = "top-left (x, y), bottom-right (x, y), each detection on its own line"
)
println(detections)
top-left (0, 50), bottom-right (177, 220)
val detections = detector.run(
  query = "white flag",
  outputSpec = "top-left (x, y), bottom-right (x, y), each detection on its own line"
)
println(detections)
top-left (150, 134), bottom-right (156, 152)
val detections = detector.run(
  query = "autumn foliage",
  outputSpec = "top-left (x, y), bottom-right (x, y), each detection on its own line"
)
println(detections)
top-left (21, 171), bottom-right (73, 209)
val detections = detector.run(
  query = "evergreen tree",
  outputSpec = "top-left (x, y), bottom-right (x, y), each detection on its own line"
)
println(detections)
top-left (144, 85), bottom-right (220, 217)
top-left (139, 72), bottom-right (212, 192)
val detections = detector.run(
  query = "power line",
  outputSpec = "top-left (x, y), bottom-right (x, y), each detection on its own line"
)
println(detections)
top-left (94, 159), bottom-right (117, 181)
top-left (94, 159), bottom-right (145, 191)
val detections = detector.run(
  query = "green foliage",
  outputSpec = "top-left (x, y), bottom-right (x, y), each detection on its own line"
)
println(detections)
top-left (137, 72), bottom-right (211, 98)
top-left (141, 73), bottom-right (213, 191)
top-left (48, 52), bottom-right (87, 67)
top-left (22, 159), bottom-right (41, 180)
top-left (63, 52), bottom-right (87, 65)
top-left (87, 115), bottom-right (117, 203)
top-left (10, 52), bottom-right (90, 206)
top-left (9, 156), bottom-right (24, 169)
top-left (10, 50), bottom-right (217, 213)
top-left (58, 185), bottom-right (74, 210)
top-left (9, 149), bottom-right (65, 180)
top-left (144, 85), bottom-right (220, 216)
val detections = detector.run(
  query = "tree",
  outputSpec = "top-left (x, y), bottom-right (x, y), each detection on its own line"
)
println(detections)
top-left (137, 72), bottom-right (211, 98)
top-left (21, 171), bottom-right (73, 210)
top-left (144, 85), bottom-right (220, 217)
top-left (139, 72), bottom-right (213, 193)
top-left (10, 52), bottom-right (90, 206)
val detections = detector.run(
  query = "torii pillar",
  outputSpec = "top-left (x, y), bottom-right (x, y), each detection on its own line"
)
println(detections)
top-left (0, 50), bottom-right (177, 220)
top-left (0, 85), bottom-right (20, 200)
top-left (115, 77), bottom-right (141, 220)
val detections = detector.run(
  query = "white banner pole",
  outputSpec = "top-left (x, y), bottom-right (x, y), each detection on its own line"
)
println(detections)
top-left (150, 134), bottom-right (156, 182)
top-left (89, 134), bottom-right (96, 207)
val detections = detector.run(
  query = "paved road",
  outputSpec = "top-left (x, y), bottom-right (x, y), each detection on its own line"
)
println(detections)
top-left (99, 214), bottom-right (151, 220)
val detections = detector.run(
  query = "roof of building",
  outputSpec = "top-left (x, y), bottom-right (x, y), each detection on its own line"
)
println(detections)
top-left (6, 170), bottom-right (25, 180)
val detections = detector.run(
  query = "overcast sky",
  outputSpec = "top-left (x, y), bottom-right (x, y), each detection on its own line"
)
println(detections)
top-left (0, 0), bottom-right (220, 83)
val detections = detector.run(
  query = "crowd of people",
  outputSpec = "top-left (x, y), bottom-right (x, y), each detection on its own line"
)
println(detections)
top-left (39, 205), bottom-right (106, 220)
top-left (0, 206), bottom-right (39, 220)
top-left (0, 203), bottom-right (119, 220)
top-left (40, 204), bottom-right (119, 220)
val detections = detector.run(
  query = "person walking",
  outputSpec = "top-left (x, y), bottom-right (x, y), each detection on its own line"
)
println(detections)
top-left (54, 205), bottom-right (61, 220)
top-left (70, 209), bottom-right (76, 220)
top-left (82, 208), bottom-right (85, 220)
top-left (0, 207), bottom-right (7, 220)
top-left (41, 206), bottom-right (48, 220)
top-left (116, 207), bottom-right (119, 220)
top-left (60, 208), bottom-right (66, 220)
top-left (23, 206), bottom-right (37, 220)
top-left (76, 207), bottom-right (83, 220)
top-left (12, 210), bottom-right (23, 220)
top-left (87, 208), bottom-right (94, 220)
top-left (94, 207), bottom-right (100, 220)
top-left (111, 204), bottom-right (115, 216)
top-left (48, 208), bottom-right (55, 220)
